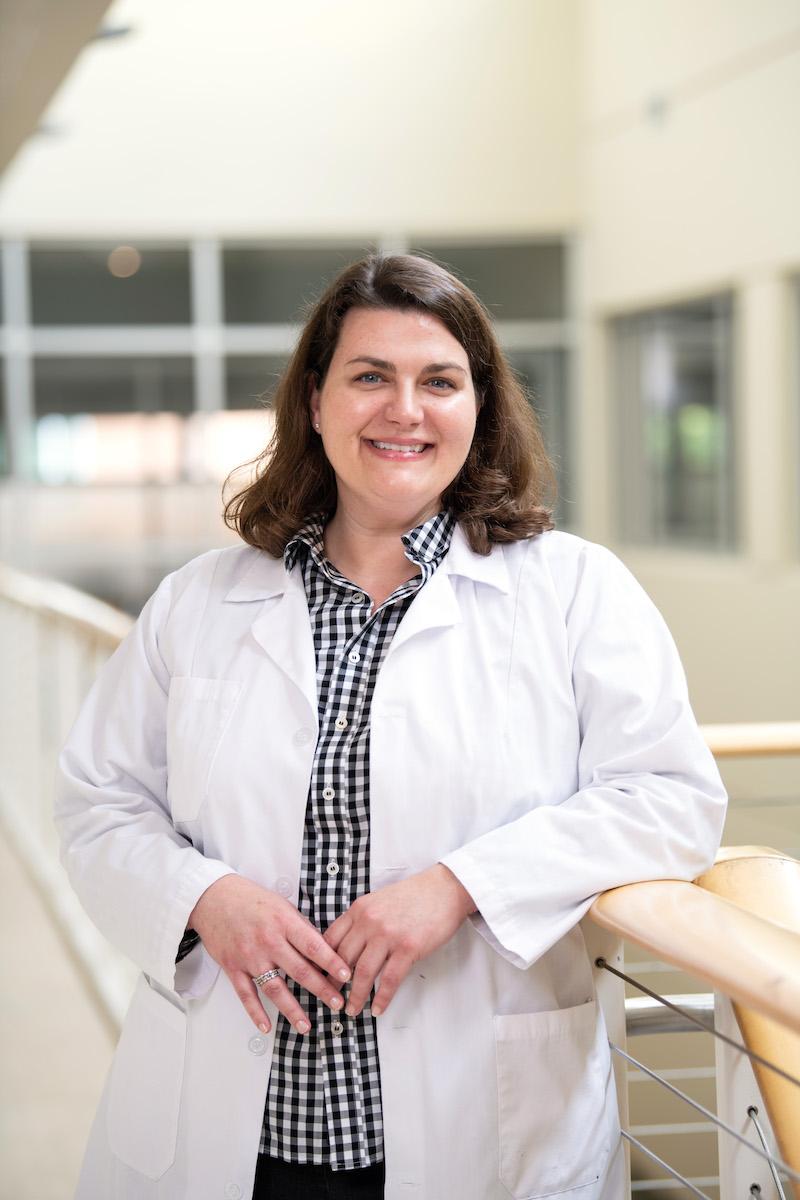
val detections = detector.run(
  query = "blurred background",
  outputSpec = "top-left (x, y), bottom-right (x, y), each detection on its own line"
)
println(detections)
top-left (0, 1), bottom-right (798, 1196)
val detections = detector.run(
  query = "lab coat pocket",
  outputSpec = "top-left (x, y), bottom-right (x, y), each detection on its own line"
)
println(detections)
top-left (494, 999), bottom-right (609, 1198)
top-left (166, 676), bottom-right (241, 821)
top-left (106, 974), bottom-right (187, 1180)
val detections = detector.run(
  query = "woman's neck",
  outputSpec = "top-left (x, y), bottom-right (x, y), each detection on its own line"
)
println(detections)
top-left (322, 505), bottom-right (438, 607)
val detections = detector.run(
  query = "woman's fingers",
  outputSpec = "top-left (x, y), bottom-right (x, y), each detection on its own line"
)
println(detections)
top-left (296, 916), bottom-right (352, 979)
top-left (371, 950), bottom-right (414, 1017)
top-left (229, 969), bottom-right (279, 1034)
top-left (249, 969), bottom-right (313, 1034)
top-left (278, 945), bottom-right (345, 1013)
top-left (323, 911), bottom-right (352, 952)
top-left (345, 940), bottom-right (389, 1017)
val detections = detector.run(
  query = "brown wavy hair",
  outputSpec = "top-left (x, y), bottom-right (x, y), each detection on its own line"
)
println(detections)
top-left (223, 252), bottom-right (556, 556)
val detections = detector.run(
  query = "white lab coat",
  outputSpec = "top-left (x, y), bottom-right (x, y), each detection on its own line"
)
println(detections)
top-left (55, 525), bottom-right (727, 1200)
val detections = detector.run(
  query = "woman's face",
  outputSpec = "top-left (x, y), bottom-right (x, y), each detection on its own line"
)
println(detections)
top-left (309, 306), bottom-right (478, 529)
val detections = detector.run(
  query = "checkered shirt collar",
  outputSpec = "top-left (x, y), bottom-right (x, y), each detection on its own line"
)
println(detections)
top-left (284, 510), bottom-right (455, 574)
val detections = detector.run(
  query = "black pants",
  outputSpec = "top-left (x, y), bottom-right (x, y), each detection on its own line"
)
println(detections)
top-left (252, 1154), bottom-right (385, 1200)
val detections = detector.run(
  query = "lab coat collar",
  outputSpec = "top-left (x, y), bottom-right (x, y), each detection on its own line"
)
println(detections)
top-left (222, 523), bottom-right (510, 714)
top-left (222, 521), bottom-right (510, 604)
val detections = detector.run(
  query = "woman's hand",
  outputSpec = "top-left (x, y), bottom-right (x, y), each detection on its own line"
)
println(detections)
top-left (323, 864), bottom-right (476, 1018)
top-left (187, 874), bottom-right (352, 1035)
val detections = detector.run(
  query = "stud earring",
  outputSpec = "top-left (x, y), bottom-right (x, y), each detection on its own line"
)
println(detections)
top-left (314, 422), bottom-right (320, 431)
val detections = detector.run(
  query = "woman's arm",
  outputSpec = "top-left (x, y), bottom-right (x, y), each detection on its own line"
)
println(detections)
top-left (325, 539), bottom-right (727, 1008)
top-left (55, 569), bottom-right (351, 1024)
top-left (54, 572), bottom-right (237, 994)
top-left (441, 539), bottom-right (728, 969)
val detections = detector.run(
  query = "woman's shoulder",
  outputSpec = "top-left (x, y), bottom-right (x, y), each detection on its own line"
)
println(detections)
top-left (140, 544), bottom-right (281, 633)
top-left (501, 527), bottom-right (626, 578)
top-left (161, 542), bottom-right (277, 600)
top-left (500, 527), bottom-right (652, 613)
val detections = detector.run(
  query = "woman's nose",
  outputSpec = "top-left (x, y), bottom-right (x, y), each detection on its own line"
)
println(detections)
top-left (385, 381), bottom-right (424, 424)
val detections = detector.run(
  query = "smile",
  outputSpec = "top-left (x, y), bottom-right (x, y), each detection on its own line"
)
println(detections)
top-left (367, 440), bottom-right (431, 455)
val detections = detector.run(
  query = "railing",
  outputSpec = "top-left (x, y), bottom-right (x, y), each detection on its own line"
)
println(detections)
top-left (588, 720), bottom-right (800, 1198)
top-left (0, 562), bottom-right (137, 1025)
top-left (1, 560), bottom-right (799, 1196)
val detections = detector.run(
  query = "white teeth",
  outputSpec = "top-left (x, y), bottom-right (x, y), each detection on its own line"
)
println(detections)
top-left (371, 441), bottom-right (427, 453)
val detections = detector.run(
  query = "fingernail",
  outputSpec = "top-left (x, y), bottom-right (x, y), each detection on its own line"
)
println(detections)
top-left (338, 968), bottom-right (351, 982)
top-left (372, 1004), bottom-right (383, 1017)
top-left (296, 1019), bottom-right (310, 1034)
top-left (259, 1023), bottom-right (270, 1034)
top-left (345, 1004), bottom-right (355, 1017)
top-left (329, 995), bottom-right (343, 1010)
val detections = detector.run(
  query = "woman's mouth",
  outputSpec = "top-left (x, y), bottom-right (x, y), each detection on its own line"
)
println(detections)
top-left (366, 439), bottom-right (432, 457)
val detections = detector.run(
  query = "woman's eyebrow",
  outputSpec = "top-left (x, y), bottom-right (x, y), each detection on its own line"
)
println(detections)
top-left (344, 356), bottom-right (467, 375)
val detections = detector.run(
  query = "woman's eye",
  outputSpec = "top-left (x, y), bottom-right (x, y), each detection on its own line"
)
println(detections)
top-left (427, 378), bottom-right (455, 390)
top-left (356, 372), bottom-right (383, 384)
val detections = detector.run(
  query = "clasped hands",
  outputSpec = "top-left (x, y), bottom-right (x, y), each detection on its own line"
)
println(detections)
top-left (188, 865), bottom-right (476, 1035)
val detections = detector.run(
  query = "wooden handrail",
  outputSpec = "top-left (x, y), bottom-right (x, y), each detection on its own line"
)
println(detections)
top-left (700, 720), bottom-right (800, 757)
top-left (588, 873), bottom-right (800, 1037)
top-left (590, 848), bottom-right (800, 1188)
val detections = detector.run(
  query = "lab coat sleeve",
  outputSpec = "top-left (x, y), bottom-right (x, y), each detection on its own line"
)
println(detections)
top-left (54, 570), bottom-right (237, 993)
top-left (440, 539), bottom-right (728, 970)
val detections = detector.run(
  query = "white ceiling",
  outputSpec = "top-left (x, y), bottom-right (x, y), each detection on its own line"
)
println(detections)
top-left (0, 0), bottom-right (580, 239)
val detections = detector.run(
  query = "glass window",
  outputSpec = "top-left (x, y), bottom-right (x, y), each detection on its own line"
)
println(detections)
top-left (612, 296), bottom-right (735, 549)
top-left (223, 245), bottom-right (371, 324)
top-left (411, 242), bottom-right (565, 321)
top-left (33, 356), bottom-right (194, 484)
top-left (30, 245), bottom-right (191, 325)
top-left (225, 355), bottom-right (289, 410)
top-left (34, 356), bottom-right (194, 416)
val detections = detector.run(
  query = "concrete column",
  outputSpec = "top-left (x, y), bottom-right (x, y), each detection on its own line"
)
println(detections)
top-left (738, 273), bottom-right (794, 565)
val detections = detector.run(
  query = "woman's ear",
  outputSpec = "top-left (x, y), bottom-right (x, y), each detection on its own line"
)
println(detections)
top-left (307, 371), bottom-right (321, 432)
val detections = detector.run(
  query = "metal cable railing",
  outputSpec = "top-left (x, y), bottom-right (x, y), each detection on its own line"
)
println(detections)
top-left (590, 842), bottom-right (800, 1199)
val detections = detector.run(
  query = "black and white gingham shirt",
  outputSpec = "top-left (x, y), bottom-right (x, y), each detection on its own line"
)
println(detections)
top-left (259, 509), bottom-right (455, 1170)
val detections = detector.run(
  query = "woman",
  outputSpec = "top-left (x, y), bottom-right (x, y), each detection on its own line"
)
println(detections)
top-left (55, 253), bottom-right (727, 1200)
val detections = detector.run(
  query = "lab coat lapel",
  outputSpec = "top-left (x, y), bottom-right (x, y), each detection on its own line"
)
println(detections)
top-left (225, 552), bottom-right (317, 717)
top-left (386, 525), bottom-right (510, 658)
top-left (386, 562), bottom-right (461, 659)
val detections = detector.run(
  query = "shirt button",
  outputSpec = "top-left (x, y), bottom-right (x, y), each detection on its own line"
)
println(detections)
top-left (322, 786), bottom-right (335, 801)
top-left (293, 728), bottom-right (313, 746)
top-left (225, 1185), bottom-right (242, 1200)
top-left (248, 1036), bottom-right (267, 1056)
top-left (331, 1019), bottom-right (344, 1036)
top-left (348, 650), bottom-right (361, 664)
top-left (334, 715), bottom-right (348, 730)
top-left (326, 861), bottom-right (340, 876)
top-left (350, 591), bottom-right (366, 604)
top-left (275, 876), bottom-right (293, 897)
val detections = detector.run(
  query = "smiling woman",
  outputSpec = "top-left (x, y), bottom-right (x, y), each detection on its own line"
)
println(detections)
top-left (55, 253), bottom-right (727, 1200)
top-left (223, 252), bottom-right (557, 559)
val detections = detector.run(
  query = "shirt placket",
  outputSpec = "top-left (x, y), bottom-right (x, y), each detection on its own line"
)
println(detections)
top-left (315, 588), bottom-right (375, 1167)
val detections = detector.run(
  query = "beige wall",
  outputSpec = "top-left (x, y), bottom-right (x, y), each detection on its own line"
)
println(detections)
top-left (0, 0), bottom-right (579, 238)
top-left (576, 0), bottom-right (800, 792)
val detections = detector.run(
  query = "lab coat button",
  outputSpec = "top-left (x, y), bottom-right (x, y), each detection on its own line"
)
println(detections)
top-left (293, 728), bottom-right (313, 746)
top-left (332, 1020), bottom-right (344, 1036)
top-left (326, 860), bottom-right (339, 876)
top-left (225, 1185), bottom-right (242, 1199)
top-left (322, 786), bottom-right (335, 801)
top-left (248, 1036), bottom-right (267, 1056)
top-left (275, 876), bottom-right (293, 897)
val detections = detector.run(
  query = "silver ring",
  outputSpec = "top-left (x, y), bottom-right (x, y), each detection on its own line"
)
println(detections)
top-left (252, 968), bottom-right (281, 987)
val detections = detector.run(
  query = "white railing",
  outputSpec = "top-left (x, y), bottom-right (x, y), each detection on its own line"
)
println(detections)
top-left (0, 562), bottom-right (138, 1022)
